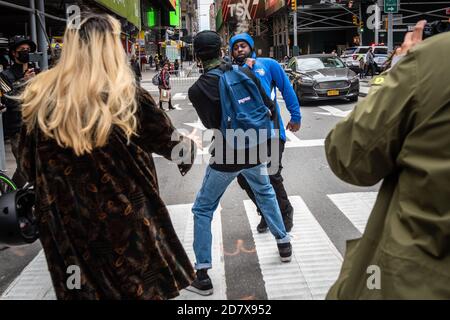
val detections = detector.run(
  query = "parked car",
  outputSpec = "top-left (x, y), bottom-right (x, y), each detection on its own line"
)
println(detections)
top-left (285, 54), bottom-right (359, 104)
top-left (347, 45), bottom-right (389, 74)
top-left (340, 47), bottom-right (358, 67)
top-left (372, 46), bottom-right (389, 72)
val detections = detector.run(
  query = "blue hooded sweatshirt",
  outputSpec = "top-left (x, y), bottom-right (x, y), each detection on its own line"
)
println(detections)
top-left (229, 33), bottom-right (301, 142)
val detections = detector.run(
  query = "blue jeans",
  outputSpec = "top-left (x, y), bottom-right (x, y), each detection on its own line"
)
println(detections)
top-left (192, 164), bottom-right (290, 270)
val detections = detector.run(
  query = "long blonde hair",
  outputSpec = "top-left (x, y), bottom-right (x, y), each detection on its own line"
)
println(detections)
top-left (21, 14), bottom-right (138, 156)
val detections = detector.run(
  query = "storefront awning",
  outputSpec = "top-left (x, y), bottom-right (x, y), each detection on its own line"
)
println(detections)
top-left (95, 0), bottom-right (141, 29)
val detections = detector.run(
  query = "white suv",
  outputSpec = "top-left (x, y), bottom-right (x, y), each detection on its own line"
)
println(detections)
top-left (348, 46), bottom-right (389, 73)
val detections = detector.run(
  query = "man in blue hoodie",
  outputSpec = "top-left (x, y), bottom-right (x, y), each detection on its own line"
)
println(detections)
top-left (230, 33), bottom-right (301, 233)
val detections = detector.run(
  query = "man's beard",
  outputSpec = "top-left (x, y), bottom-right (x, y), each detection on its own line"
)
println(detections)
top-left (234, 53), bottom-right (251, 66)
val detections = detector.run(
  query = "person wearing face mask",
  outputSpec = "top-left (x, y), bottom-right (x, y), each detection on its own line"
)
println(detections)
top-left (0, 36), bottom-right (37, 187)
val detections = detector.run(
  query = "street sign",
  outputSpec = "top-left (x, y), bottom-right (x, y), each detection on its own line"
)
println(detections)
top-left (384, 0), bottom-right (398, 14)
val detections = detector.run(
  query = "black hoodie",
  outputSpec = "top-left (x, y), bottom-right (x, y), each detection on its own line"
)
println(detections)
top-left (188, 61), bottom-right (276, 172)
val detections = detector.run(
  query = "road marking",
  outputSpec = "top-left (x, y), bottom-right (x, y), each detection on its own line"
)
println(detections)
top-left (184, 118), bottom-right (207, 131)
top-left (245, 196), bottom-right (343, 300)
top-left (1, 250), bottom-right (55, 300)
top-left (173, 104), bottom-right (183, 110)
top-left (153, 127), bottom-right (323, 161)
top-left (328, 192), bottom-right (377, 234)
top-left (1, 203), bottom-right (226, 300)
top-left (315, 106), bottom-right (352, 118)
top-left (172, 93), bottom-right (187, 100)
top-left (141, 84), bottom-right (159, 92)
top-left (169, 204), bottom-right (227, 300)
top-left (285, 131), bottom-right (325, 148)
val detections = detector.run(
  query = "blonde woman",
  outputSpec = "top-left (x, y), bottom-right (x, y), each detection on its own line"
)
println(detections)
top-left (18, 14), bottom-right (196, 299)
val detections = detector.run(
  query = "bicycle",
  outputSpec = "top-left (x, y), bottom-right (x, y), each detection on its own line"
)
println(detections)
top-left (0, 171), bottom-right (17, 195)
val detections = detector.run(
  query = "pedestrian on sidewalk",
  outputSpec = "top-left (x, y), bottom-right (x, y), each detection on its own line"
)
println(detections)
top-left (326, 21), bottom-right (450, 299)
top-left (230, 33), bottom-right (301, 234)
top-left (174, 59), bottom-right (180, 77)
top-left (364, 47), bottom-right (376, 78)
top-left (17, 14), bottom-right (197, 300)
top-left (148, 54), bottom-right (153, 68)
top-left (154, 55), bottom-right (159, 71)
top-left (130, 55), bottom-right (142, 86)
top-left (186, 30), bottom-right (292, 296)
top-left (158, 62), bottom-right (175, 110)
top-left (359, 57), bottom-right (365, 79)
top-left (0, 36), bottom-right (38, 188)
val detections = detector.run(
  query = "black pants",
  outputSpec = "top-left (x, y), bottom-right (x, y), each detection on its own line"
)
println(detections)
top-left (9, 132), bottom-right (27, 188)
top-left (237, 139), bottom-right (293, 219)
top-left (365, 63), bottom-right (376, 77)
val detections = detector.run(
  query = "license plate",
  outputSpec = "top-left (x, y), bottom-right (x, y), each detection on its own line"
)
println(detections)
top-left (327, 90), bottom-right (340, 96)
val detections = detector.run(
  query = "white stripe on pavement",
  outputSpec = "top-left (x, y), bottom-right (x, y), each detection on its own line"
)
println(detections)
top-left (1, 203), bottom-right (226, 300)
top-left (172, 93), bottom-right (187, 100)
top-left (316, 106), bottom-right (352, 118)
top-left (170, 204), bottom-right (227, 300)
top-left (285, 131), bottom-right (325, 148)
top-left (327, 192), bottom-right (377, 234)
top-left (1, 250), bottom-right (55, 300)
top-left (244, 195), bottom-right (343, 300)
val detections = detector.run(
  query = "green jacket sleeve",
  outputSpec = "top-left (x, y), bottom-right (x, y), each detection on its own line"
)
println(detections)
top-left (325, 52), bottom-right (419, 186)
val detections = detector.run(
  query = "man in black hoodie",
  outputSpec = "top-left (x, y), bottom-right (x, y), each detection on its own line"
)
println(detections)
top-left (186, 31), bottom-right (292, 296)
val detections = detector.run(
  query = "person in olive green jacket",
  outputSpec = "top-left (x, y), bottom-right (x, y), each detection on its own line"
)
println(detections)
top-left (325, 22), bottom-right (450, 299)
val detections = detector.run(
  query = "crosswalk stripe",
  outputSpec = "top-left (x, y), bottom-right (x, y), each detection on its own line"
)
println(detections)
top-left (1, 203), bottom-right (226, 300)
top-left (244, 195), bottom-right (343, 300)
top-left (2, 191), bottom-right (378, 300)
top-left (285, 131), bottom-right (325, 148)
top-left (168, 204), bottom-right (227, 300)
top-left (1, 250), bottom-right (54, 300)
top-left (327, 192), bottom-right (377, 234)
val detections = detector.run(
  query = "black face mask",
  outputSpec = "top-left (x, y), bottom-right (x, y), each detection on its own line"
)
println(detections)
top-left (17, 51), bottom-right (30, 64)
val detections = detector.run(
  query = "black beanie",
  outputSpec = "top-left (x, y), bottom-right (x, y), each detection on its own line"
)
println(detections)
top-left (193, 30), bottom-right (222, 61)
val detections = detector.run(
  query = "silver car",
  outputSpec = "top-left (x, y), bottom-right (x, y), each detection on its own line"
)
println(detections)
top-left (286, 54), bottom-right (360, 103)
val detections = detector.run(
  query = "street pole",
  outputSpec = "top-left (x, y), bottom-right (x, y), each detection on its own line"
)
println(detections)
top-left (388, 13), bottom-right (394, 52)
top-left (293, 8), bottom-right (298, 56)
top-left (286, 15), bottom-right (289, 57)
top-left (36, 0), bottom-right (48, 70)
top-left (358, 2), bottom-right (363, 45)
top-left (375, 2), bottom-right (380, 44)
top-left (29, 0), bottom-right (37, 44)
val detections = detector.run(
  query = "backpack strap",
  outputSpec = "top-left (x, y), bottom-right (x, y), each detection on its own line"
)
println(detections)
top-left (206, 68), bottom-right (223, 77)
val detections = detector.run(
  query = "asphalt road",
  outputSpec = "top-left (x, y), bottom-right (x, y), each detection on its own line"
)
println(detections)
top-left (145, 79), bottom-right (378, 299)
top-left (0, 78), bottom-right (378, 299)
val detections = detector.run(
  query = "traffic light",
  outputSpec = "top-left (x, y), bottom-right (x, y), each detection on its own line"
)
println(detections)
top-left (352, 15), bottom-right (358, 26)
top-left (359, 21), bottom-right (364, 32)
top-left (291, 0), bottom-right (297, 11)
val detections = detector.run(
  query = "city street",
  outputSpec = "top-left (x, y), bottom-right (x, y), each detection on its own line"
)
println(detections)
top-left (0, 72), bottom-right (378, 300)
